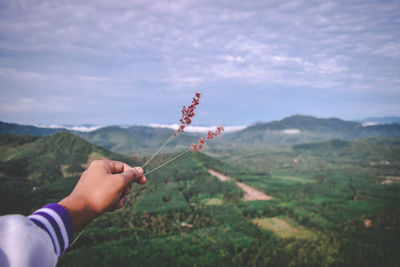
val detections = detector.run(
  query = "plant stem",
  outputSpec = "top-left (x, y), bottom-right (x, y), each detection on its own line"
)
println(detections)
top-left (142, 130), bottom-right (178, 168)
top-left (69, 228), bottom-right (86, 249)
top-left (144, 149), bottom-right (190, 176)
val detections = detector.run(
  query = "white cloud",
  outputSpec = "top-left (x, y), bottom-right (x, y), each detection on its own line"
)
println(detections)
top-left (146, 124), bottom-right (246, 133)
top-left (281, 129), bottom-right (301, 135)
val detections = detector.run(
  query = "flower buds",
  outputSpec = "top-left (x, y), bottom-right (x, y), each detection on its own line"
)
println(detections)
top-left (175, 92), bottom-right (201, 136)
top-left (190, 126), bottom-right (224, 151)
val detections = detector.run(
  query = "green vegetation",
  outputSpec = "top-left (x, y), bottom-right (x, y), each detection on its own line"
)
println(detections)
top-left (0, 132), bottom-right (140, 214)
top-left (1, 131), bottom-right (399, 266)
top-left (253, 216), bottom-right (316, 239)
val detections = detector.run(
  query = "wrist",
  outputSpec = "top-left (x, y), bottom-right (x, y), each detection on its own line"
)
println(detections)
top-left (58, 195), bottom-right (98, 232)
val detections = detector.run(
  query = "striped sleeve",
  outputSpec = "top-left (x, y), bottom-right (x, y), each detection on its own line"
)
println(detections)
top-left (28, 203), bottom-right (74, 257)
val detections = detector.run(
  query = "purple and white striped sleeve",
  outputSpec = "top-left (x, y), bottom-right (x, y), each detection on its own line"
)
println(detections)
top-left (28, 203), bottom-right (74, 257)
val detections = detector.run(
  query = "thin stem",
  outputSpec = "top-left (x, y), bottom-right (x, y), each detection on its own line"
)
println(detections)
top-left (142, 130), bottom-right (178, 168)
top-left (144, 149), bottom-right (190, 176)
top-left (69, 228), bottom-right (87, 249)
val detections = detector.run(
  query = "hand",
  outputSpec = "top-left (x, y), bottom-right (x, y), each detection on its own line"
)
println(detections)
top-left (59, 160), bottom-right (146, 231)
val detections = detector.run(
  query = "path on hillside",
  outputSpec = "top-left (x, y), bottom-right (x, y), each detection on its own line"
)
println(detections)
top-left (208, 169), bottom-right (272, 201)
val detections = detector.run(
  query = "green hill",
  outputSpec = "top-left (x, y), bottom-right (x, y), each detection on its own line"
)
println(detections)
top-left (0, 121), bottom-right (65, 136)
top-left (75, 125), bottom-right (199, 155)
top-left (223, 115), bottom-right (400, 148)
top-left (0, 132), bottom-right (140, 214)
top-left (293, 137), bottom-right (400, 161)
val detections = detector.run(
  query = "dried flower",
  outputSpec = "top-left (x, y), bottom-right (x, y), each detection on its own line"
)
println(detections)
top-left (175, 92), bottom-right (201, 136)
top-left (191, 126), bottom-right (224, 151)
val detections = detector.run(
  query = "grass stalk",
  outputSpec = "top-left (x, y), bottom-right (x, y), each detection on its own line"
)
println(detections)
top-left (144, 149), bottom-right (190, 176)
top-left (142, 130), bottom-right (178, 168)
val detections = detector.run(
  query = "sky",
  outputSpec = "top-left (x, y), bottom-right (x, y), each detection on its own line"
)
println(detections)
top-left (0, 0), bottom-right (399, 126)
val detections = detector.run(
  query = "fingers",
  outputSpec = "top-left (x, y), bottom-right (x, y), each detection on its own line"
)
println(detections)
top-left (115, 196), bottom-right (127, 209)
top-left (124, 185), bottom-right (131, 195)
top-left (136, 176), bottom-right (147, 184)
top-left (121, 167), bottom-right (145, 184)
top-left (109, 161), bottom-right (125, 174)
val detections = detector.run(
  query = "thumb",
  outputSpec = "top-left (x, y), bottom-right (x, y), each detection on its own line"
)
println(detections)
top-left (121, 167), bottom-right (143, 185)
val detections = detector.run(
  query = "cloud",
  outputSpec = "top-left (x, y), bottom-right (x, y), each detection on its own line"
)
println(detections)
top-left (0, 0), bottom-right (399, 124)
top-left (146, 124), bottom-right (246, 133)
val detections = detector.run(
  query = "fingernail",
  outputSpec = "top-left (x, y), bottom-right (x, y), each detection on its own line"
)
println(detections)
top-left (134, 167), bottom-right (143, 177)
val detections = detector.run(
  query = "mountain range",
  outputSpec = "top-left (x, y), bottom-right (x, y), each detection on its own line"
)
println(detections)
top-left (1, 115), bottom-right (400, 155)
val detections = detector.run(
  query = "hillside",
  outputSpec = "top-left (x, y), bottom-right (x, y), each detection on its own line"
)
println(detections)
top-left (293, 137), bottom-right (400, 161)
top-left (0, 132), bottom-right (140, 214)
top-left (75, 125), bottom-right (200, 155)
top-left (222, 115), bottom-right (400, 148)
top-left (0, 121), bottom-right (66, 136)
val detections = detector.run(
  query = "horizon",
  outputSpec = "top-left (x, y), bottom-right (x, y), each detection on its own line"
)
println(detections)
top-left (0, 0), bottom-right (399, 126)
top-left (2, 113), bottom-right (399, 133)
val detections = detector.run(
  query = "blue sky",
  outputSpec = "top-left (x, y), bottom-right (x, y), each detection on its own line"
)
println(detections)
top-left (0, 0), bottom-right (399, 126)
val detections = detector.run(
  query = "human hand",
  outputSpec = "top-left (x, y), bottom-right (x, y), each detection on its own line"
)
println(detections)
top-left (59, 160), bottom-right (146, 231)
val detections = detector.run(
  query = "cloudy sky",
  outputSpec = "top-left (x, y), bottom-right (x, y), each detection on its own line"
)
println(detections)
top-left (0, 0), bottom-right (399, 126)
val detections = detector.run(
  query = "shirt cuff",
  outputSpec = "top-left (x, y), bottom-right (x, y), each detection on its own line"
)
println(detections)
top-left (28, 203), bottom-right (74, 257)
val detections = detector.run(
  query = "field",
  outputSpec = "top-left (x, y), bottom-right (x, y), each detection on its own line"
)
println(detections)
top-left (1, 133), bottom-right (399, 266)
top-left (253, 216), bottom-right (316, 239)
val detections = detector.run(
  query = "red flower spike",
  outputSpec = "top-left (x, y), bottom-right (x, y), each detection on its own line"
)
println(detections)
top-left (207, 131), bottom-right (213, 140)
top-left (191, 126), bottom-right (224, 152)
top-left (199, 137), bottom-right (205, 145)
top-left (190, 144), bottom-right (198, 152)
top-left (176, 92), bottom-right (201, 134)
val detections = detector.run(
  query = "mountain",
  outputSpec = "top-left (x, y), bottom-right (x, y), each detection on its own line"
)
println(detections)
top-left (75, 125), bottom-right (200, 155)
top-left (0, 121), bottom-right (66, 136)
top-left (2, 115), bottom-right (400, 155)
top-left (222, 115), bottom-right (400, 147)
top-left (0, 121), bottom-right (200, 155)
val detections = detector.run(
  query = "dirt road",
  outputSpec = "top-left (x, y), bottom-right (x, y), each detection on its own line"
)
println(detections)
top-left (208, 169), bottom-right (272, 201)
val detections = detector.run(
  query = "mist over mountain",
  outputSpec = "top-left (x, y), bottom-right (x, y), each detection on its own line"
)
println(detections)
top-left (357, 116), bottom-right (400, 126)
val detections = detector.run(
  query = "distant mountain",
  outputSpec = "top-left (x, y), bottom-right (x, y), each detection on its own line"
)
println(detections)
top-left (2, 115), bottom-right (400, 154)
top-left (37, 123), bottom-right (104, 132)
top-left (75, 125), bottom-right (200, 155)
top-left (0, 121), bottom-right (66, 136)
top-left (0, 121), bottom-right (200, 155)
top-left (223, 115), bottom-right (400, 147)
top-left (357, 116), bottom-right (400, 126)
